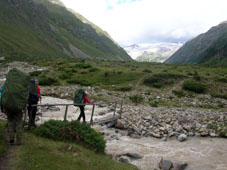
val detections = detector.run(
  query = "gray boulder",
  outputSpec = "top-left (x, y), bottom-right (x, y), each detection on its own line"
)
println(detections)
top-left (158, 158), bottom-right (173, 170)
top-left (172, 162), bottom-right (188, 170)
top-left (177, 134), bottom-right (187, 142)
top-left (125, 153), bottom-right (143, 159)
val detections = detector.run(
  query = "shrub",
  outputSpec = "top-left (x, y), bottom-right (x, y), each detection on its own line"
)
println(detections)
top-left (193, 75), bottom-right (201, 81)
top-left (115, 86), bottom-right (132, 92)
top-left (218, 103), bottom-right (224, 108)
top-left (66, 79), bottom-right (91, 86)
top-left (129, 95), bottom-right (144, 104)
top-left (143, 76), bottom-right (164, 88)
top-left (104, 71), bottom-right (116, 77)
top-left (32, 120), bottom-right (106, 153)
top-left (183, 81), bottom-right (207, 93)
top-left (150, 101), bottom-right (158, 107)
top-left (143, 73), bottom-right (184, 88)
top-left (80, 71), bottom-right (88, 74)
top-left (172, 90), bottom-right (186, 98)
top-left (57, 67), bottom-right (65, 71)
top-left (73, 64), bottom-right (92, 69)
top-left (39, 76), bottom-right (59, 86)
top-left (211, 93), bottom-right (227, 99)
top-left (217, 78), bottom-right (227, 83)
top-left (59, 73), bottom-right (72, 80)
top-left (89, 68), bottom-right (99, 72)
top-left (29, 70), bottom-right (43, 77)
top-left (143, 69), bottom-right (152, 73)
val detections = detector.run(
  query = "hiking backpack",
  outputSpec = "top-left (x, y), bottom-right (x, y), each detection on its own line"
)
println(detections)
top-left (28, 79), bottom-right (38, 104)
top-left (73, 88), bottom-right (84, 106)
top-left (1, 68), bottom-right (30, 113)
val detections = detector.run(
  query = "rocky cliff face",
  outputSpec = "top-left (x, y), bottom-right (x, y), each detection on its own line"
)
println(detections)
top-left (165, 22), bottom-right (227, 65)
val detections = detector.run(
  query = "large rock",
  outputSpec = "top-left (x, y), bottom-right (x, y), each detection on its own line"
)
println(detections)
top-left (177, 134), bottom-right (187, 142)
top-left (125, 153), bottom-right (143, 159)
top-left (114, 119), bottom-right (125, 129)
top-left (159, 158), bottom-right (173, 170)
top-left (118, 156), bottom-right (129, 163)
top-left (172, 162), bottom-right (188, 170)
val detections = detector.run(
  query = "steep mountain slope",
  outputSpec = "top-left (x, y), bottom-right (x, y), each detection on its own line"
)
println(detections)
top-left (0, 0), bottom-right (132, 61)
top-left (165, 22), bottom-right (227, 65)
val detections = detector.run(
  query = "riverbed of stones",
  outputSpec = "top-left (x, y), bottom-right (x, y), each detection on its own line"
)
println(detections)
top-left (114, 105), bottom-right (227, 139)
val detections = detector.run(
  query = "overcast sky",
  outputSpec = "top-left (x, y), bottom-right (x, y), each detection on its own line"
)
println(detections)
top-left (61, 0), bottom-right (227, 46)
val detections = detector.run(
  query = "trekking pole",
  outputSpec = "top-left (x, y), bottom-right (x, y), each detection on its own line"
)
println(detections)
top-left (90, 104), bottom-right (95, 125)
top-left (75, 107), bottom-right (79, 113)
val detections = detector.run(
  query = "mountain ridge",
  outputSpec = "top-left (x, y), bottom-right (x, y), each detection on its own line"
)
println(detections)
top-left (0, 0), bottom-right (132, 61)
top-left (165, 22), bottom-right (227, 65)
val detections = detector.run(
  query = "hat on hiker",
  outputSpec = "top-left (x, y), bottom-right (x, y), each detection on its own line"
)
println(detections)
top-left (30, 79), bottom-right (35, 84)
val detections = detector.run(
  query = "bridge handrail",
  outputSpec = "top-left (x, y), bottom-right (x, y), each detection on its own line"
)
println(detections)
top-left (31, 101), bottom-right (122, 125)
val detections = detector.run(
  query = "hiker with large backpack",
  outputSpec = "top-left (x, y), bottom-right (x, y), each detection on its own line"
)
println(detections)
top-left (27, 79), bottom-right (41, 129)
top-left (74, 89), bottom-right (93, 123)
top-left (1, 68), bottom-right (30, 145)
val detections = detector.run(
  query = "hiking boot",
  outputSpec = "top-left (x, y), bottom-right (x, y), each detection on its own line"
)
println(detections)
top-left (9, 139), bottom-right (14, 145)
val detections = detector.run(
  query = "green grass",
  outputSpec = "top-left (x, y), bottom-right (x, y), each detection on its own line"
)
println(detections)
top-left (0, 121), bottom-right (137, 170)
top-left (172, 90), bottom-right (186, 98)
top-left (211, 93), bottom-right (227, 99)
top-left (183, 81), bottom-right (207, 93)
top-left (10, 133), bottom-right (138, 170)
top-left (0, 121), bottom-right (7, 158)
top-left (143, 73), bottom-right (185, 88)
top-left (32, 120), bottom-right (106, 153)
top-left (2, 56), bottom-right (227, 107)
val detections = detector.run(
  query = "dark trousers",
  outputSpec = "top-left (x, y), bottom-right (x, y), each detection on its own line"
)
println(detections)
top-left (27, 101), bottom-right (38, 128)
top-left (7, 112), bottom-right (23, 144)
top-left (77, 106), bottom-right (85, 122)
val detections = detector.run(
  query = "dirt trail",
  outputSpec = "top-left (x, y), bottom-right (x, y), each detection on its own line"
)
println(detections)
top-left (0, 135), bottom-right (14, 170)
top-left (132, 73), bottom-right (150, 92)
top-left (0, 147), bottom-right (13, 170)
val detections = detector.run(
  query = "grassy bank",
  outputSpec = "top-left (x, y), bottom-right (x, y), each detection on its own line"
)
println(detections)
top-left (0, 121), bottom-right (137, 170)
top-left (0, 121), bottom-right (7, 157)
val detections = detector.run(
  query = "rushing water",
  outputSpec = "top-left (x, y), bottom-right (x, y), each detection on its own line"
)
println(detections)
top-left (39, 97), bottom-right (227, 170)
top-left (106, 136), bottom-right (227, 170)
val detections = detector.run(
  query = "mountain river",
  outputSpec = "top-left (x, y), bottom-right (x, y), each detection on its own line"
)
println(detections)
top-left (19, 97), bottom-right (227, 169)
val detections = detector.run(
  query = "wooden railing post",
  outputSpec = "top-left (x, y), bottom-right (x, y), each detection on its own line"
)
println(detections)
top-left (120, 99), bottom-right (123, 118)
top-left (64, 105), bottom-right (69, 121)
top-left (90, 104), bottom-right (95, 125)
top-left (113, 102), bottom-right (117, 118)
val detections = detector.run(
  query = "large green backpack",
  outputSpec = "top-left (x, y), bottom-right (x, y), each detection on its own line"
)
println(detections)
top-left (1, 68), bottom-right (30, 113)
top-left (73, 88), bottom-right (84, 106)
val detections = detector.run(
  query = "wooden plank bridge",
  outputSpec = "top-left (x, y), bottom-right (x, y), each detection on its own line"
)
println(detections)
top-left (34, 101), bottom-right (123, 125)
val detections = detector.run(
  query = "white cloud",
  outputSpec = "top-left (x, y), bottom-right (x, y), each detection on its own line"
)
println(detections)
top-left (61, 0), bottom-right (227, 46)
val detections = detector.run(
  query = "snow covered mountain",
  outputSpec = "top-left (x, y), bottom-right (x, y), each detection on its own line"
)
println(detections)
top-left (124, 43), bottom-right (183, 63)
